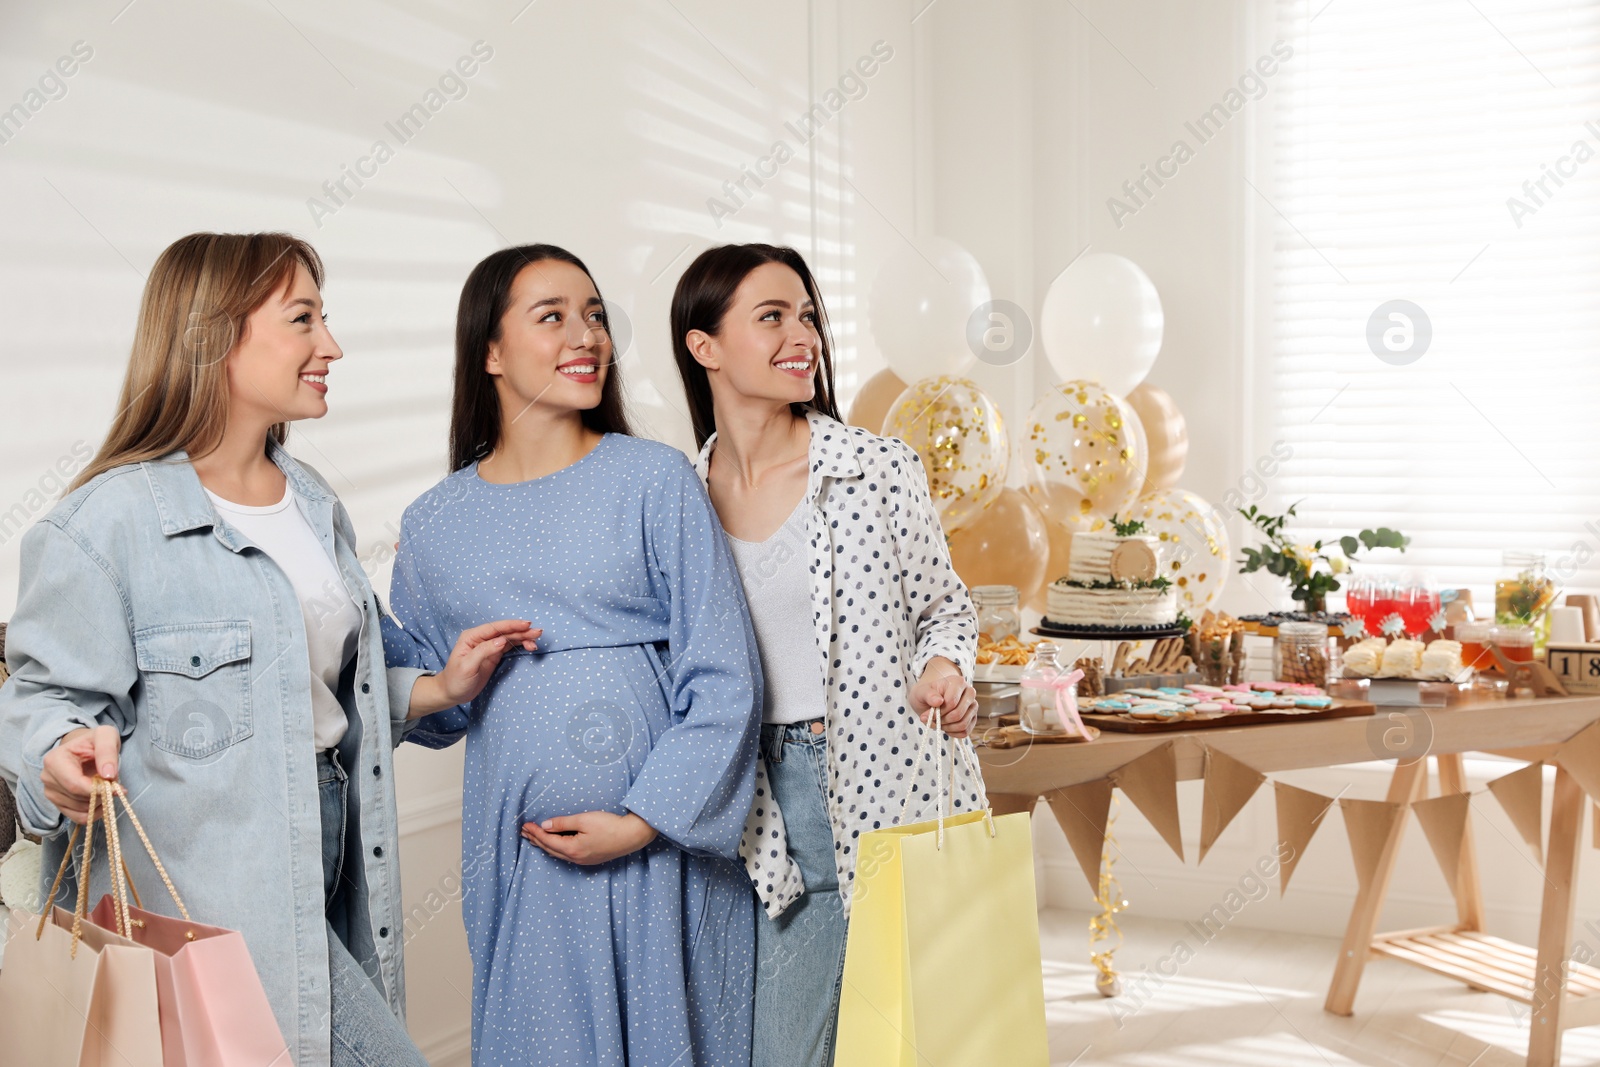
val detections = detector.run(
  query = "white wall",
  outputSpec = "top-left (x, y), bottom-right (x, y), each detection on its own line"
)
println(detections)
top-left (0, 2), bottom-right (925, 1060)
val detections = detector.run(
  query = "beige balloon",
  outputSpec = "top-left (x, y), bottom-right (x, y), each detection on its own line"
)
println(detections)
top-left (948, 488), bottom-right (1049, 604)
top-left (846, 368), bottom-right (908, 434)
top-left (1026, 521), bottom-right (1077, 615)
top-left (1126, 382), bottom-right (1189, 495)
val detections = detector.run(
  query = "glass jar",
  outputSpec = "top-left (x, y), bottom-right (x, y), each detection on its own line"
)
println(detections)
top-left (1496, 551), bottom-right (1556, 648)
top-left (1490, 623), bottom-right (1535, 665)
top-left (1274, 621), bottom-right (1330, 685)
top-left (972, 584), bottom-right (1022, 643)
top-left (1456, 620), bottom-right (1496, 674)
top-left (1019, 641), bottom-right (1065, 735)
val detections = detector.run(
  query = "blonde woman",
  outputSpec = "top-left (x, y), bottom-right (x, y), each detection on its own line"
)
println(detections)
top-left (0, 232), bottom-right (534, 1067)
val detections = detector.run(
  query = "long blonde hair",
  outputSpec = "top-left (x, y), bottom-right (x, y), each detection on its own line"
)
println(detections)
top-left (71, 232), bottom-right (325, 492)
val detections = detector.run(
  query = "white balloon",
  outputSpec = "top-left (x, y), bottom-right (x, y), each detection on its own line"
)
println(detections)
top-left (1039, 253), bottom-right (1163, 395)
top-left (868, 239), bottom-right (990, 383)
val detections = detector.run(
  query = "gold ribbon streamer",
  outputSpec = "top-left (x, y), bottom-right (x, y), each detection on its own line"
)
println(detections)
top-left (1089, 795), bottom-right (1128, 996)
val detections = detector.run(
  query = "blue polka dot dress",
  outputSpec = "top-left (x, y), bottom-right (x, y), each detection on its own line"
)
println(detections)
top-left (381, 434), bottom-right (762, 1067)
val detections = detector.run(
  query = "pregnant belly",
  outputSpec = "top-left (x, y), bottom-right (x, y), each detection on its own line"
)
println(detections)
top-left (464, 644), bottom-right (672, 827)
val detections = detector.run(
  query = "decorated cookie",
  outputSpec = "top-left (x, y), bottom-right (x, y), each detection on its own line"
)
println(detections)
top-left (1128, 705), bottom-right (1181, 720)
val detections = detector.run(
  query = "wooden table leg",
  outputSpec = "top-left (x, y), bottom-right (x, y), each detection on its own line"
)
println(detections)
top-left (1528, 765), bottom-right (1585, 1067)
top-left (988, 792), bottom-right (1039, 817)
top-left (1324, 757), bottom-right (1428, 1016)
top-left (1436, 753), bottom-right (1486, 932)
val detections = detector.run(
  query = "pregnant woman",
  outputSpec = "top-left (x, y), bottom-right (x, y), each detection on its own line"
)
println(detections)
top-left (0, 232), bottom-right (528, 1067)
top-left (670, 243), bottom-right (984, 1067)
top-left (382, 244), bottom-right (762, 1066)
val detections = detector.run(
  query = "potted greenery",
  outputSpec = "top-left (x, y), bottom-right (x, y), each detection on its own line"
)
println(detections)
top-left (1237, 503), bottom-right (1408, 612)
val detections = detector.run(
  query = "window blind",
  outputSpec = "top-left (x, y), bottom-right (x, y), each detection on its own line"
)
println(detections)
top-left (1261, 0), bottom-right (1600, 611)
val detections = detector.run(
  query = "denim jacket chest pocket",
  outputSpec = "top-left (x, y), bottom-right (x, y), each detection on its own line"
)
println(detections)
top-left (132, 620), bottom-right (254, 758)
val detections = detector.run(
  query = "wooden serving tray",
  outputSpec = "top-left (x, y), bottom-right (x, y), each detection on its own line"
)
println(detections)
top-left (1076, 697), bottom-right (1377, 733)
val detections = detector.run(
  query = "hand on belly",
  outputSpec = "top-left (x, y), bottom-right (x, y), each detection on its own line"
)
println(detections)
top-left (521, 810), bottom-right (659, 865)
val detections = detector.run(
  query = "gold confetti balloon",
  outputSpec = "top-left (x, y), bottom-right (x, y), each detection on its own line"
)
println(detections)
top-left (1018, 380), bottom-right (1148, 530)
top-left (1130, 487), bottom-right (1230, 616)
top-left (883, 376), bottom-right (1008, 533)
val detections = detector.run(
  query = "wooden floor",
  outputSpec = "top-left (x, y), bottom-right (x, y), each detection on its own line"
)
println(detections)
top-left (1039, 906), bottom-right (1600, 1066)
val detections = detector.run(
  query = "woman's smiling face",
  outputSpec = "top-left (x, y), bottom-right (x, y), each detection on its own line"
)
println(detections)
top-left (700, 261), bottom-right (820, 406)
top-left (225, 261), bottom-right (343, 425)
top-left (487, 258), bottom-right (613, 417)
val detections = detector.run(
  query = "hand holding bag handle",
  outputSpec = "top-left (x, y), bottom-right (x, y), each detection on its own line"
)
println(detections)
top-left (37, 776), bottom-right (191, 957)
top-left (897, 708), bottom-right (997, 849)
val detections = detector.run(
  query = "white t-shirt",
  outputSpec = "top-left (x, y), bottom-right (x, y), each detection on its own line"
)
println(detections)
top-left (206, 483), bottom-right (361, 751)
top-left (725, 496), bottom-right (827, 725)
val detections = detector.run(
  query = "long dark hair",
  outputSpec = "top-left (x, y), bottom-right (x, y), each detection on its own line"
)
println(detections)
top-left (670, 244), bottom-right (841, 448)
top-left (450, 244), bottom-right (632, 471)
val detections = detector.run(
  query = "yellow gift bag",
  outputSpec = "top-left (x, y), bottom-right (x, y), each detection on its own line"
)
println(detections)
top-left (834, 717), bottom-right (1049, 1067)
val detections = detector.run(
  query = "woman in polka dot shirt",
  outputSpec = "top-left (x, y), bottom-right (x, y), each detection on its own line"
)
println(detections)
top-left (381, 245), bottom-right (764, 1066)
top-left (670, 244), bottom-right (986, 1067)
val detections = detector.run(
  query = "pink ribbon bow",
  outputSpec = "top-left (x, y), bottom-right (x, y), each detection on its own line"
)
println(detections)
top-left (1021, 668), bottom-right (1087, 737)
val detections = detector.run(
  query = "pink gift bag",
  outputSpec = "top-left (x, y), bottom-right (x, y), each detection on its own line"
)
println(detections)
top-left (0, 778), bottom-right (290, 1067)
top-left (86, 896), bottom-right (290, 1067)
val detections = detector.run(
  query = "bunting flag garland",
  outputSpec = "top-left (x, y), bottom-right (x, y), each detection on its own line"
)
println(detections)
top-left (1046, 779), bottom-right (1115, 896)
top-left (1339, 797), bottom-right (1407, 890)
top-left (1198, 746), bottom-right (1267, 864)
top-left (1555, 720), bottom-right (1600, 806)
top-left (1411, 791), bottom-right (1472, 900)
top-left (1486, 761), bottom-right (1545, 866)
top-left (1273, 782), bottom-right (1336, 895)
top-left (1109, 741), bottom-right (1185, 862)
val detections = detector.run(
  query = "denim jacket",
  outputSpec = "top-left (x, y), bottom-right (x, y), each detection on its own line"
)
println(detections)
top-left (0, 439), bottom-right (428, 1067)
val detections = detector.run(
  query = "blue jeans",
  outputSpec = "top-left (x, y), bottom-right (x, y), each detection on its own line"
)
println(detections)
top-left (752, 720), bottom-right (849, 1067)
top-left (319, 748), bottom-right (427, 1067)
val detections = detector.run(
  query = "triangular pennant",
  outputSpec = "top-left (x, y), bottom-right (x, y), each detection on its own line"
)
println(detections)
top-left (1046, 779), bottom-right (1115, 897)
top-left (1487, 762), bottom-right (1544, 866)
top-left (1110, 741), bottom-right (1184, 862)
top-left (1199, 747), bottom-right (1267, 864)
top-left (1410, 792), bottom-right (1471, 899)
top-left (1274, 782), bottom-right (1335, 895)
top-left (1340, 798), bottom-right (1407, 890)
top-left (1556, 720), bottom-right (1600, 805)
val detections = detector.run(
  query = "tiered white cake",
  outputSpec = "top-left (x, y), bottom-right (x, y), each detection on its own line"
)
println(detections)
top-left (1044, 531), bottom-right (1178, 630)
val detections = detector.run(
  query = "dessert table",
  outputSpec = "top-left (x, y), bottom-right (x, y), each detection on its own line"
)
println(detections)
top-left (979, 694), bottom-right (1600, 1067)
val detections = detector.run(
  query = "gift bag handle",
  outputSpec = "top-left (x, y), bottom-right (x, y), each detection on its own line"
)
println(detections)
top-left (897, 708), bottom-right (998, 849)
top-left (38, 776), bottom-right (191, 957)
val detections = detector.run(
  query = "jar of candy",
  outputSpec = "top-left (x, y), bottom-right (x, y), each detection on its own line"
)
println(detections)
top-left (1274, 621), bottom-right (1330, 685)
top-left (1019, 641), bottom-right (1065, 735)
top-left (972, 585), bottom-right (1021, 643)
